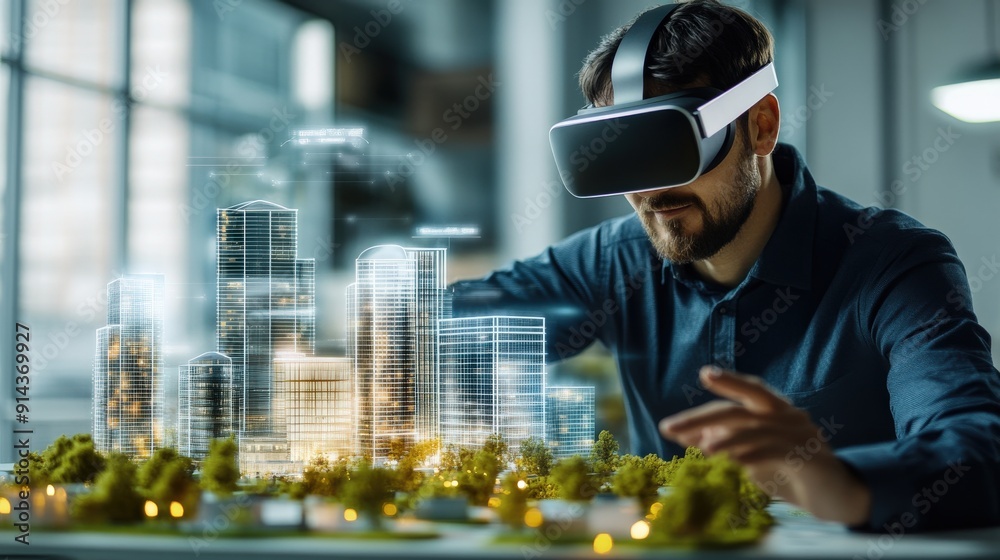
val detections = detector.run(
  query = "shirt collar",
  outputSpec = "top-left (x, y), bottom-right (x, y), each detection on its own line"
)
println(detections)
top-left (660, 143), bottom-right (817, 292)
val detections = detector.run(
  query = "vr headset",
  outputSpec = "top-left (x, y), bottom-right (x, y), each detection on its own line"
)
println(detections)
top-left (549, 3), bottom-right (778, 198)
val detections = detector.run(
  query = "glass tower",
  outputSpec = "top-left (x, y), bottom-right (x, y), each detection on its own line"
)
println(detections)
top-left (438, 316), bottom-right (546, 460)
top-left (273, 355), bottom-right (353, 464)
top-left (92, 274), bottom-right (165, 459)
top-left (404, 247), bottom-right (451, 443)
top-left (348, 245), bottom-right (417, 463)
top-left (178, 352), bottom-right (235, 461)
top-left (545, 386), bottom-right (596, 460)
top-left (216, 200), bottom-right (315, 438)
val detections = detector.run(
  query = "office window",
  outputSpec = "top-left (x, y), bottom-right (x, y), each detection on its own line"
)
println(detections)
top-left (1, 0), bottom-right (330, 451)
top-left (0, 66), bottom-right (7, 286)
top-left (131, 0), bottom-right (191, 107)
top-left (22, 0), bottom-right (124, 87)
top-left (128, 106), bottom-right (189, 276)
top-left (20, 78), bottom-right (116, 320)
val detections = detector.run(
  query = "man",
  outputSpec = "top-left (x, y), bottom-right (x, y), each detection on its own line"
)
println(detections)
top-left (451, 0), bottom-right (1000, 532)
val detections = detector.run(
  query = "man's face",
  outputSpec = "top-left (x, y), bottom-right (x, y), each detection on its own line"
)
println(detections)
top-left (625, 130), bottom-right (759, 264)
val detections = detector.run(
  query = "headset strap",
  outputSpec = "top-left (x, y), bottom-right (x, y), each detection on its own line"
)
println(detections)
top-left (611, 3), bottom-right (680, 104)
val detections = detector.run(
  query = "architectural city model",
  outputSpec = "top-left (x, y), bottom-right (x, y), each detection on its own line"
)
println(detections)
top-left (92, 200), bottom-right (595, 474)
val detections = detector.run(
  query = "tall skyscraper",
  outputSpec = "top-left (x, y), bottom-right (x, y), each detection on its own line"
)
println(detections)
top-left (178, 352), bottom-right (235, 461)
top-left (348, 245), bottom-right (417, 463)
top-left (347, 245), bottom-right (451, 463)
top-left (273, 355), bottom-right (353, 464)
top-left (438, 316), bottom-right (546, 460)
top-left (404, 248), bottom-right (451, 443)
top-left (92, 274), bottom-right (165, 459)
top-left (546, 386), bottom-right (596, 460)
top-left (216, 200), bottom-right (315, 437)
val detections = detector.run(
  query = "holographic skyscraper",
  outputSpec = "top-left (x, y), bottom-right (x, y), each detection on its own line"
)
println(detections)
top-left (347, 245), bottom-right (451, 463)
top-left (92, 274), bottom-right (165, 459)
top-left (273, 355), bottom-right (353, 463)
top-left (177, 352), bottom-right (235, 461)
top-left (438, 316), bottom-right (546, 460)
top-left (545, 386), bottom-right (596, 459)
top-left (405, 247), bottom-right (451, 443)
top-left (216, 200), bottom-right (315, 437)
top-left (348, 245), bottom-right (417, 463)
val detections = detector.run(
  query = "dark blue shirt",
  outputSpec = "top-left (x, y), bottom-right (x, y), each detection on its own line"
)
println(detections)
top-left (451, 143), bottom-right (1000, 532)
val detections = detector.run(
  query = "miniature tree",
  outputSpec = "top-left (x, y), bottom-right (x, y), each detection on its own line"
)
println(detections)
top-left (72, 453), bottom-right (144, 524)
top-left (137, 447), bottom-right (197, 517)
top-left (526, 476), bottom-right (558, 500)
top-left (458, 448), bottom-right (501, 506)
top-left (403, 438), bottom-right (439, 467)
top-left (200, 437), bottom-right (240, 496)
top-left (386, 437), bottom-right (407, 463)
top-left (482, 433), bottom-right (511, 466)
top-left (612, 454), bottom-right (661, 508)
top-left (515, 436), bottom-right (554, 476)
top-left (497, 472), bottom-right (529, 529)
top-left (589, 430), bottom-right (620, 481)
top-left (549, 456), bottom-right (596, 502)
top-left (393, 438), bottom-right (438, 495)
top-left (44, 433), bottom-right (105, 484)
top-left (440, 444), bottom-right (474, 472)
top-left (648, 452), bottom-right (773, 544)
top-left (659, 446), bottom-right (703, 486)
top-left (25, 451), bottom-right (48, 487)
top-left (340, 462), bottom-right (394, 529)
top-left (298, 455), bottom-right (350, 498)
top-left (151, 458), bottom-right (199, 518)
top-left (137, 447), bottom-right (181, 492)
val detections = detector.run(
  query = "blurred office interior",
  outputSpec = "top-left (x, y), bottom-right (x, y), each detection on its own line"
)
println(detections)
top-left (1, 0), bottom-right (999, 455)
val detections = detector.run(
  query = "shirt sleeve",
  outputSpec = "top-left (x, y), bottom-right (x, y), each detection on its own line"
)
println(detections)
top-left (838, 227), bottom-right (1000, 532)
top-left (449, 223), bottom-right (611, 362)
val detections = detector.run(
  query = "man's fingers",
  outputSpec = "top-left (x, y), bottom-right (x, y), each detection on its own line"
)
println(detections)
top-left (728, 442), bottom-right (798, 466)
top-left (659, 400), bottom-right (757, 438)
top-left (699, 366), bottom-right (789, 412)
top-left (702, 425), bottom-right (796, 455)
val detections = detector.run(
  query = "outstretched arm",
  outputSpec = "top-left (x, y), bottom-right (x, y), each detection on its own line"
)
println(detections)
top-left (449, 223), bottom-right (613, 362)
top-left (661, 230), bottom-right (1000, 532)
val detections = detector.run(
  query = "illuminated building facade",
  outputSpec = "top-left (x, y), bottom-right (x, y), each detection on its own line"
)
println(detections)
top-left (348, 245), bottom-right (417, 463)
top-left (216, 200), bottom-right (315, 437)
top-left (405, 247), bottom-right (451, 443)
top-left (273, 355), bottom-right (353, 463)
top-left (238, 436), bottom-right (294, 477)
top-left (347, 245), bottom-right (452, 463)
top-left (438, 316), bottom-right (546, 459)
top-left (92, 274), bottom-right (165, 459)
top-left (177, 352), bottom-right (235, 461)
top-left (545, 386), bottom-right (596, 459)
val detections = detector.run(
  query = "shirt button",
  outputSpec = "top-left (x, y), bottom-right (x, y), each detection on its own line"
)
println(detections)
top-left (718, 306), bottom-right (728, 315)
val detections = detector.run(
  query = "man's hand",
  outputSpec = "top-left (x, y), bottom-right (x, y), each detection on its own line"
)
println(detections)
top-left (658, 365), bottom-right (872, 526)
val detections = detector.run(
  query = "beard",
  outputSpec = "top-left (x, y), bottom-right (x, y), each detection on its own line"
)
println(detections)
top-left (637, 150), bottom-right (760, 264)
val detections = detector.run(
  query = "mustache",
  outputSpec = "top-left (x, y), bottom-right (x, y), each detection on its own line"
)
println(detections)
top-left (640, 192), bottom-right (702, 213)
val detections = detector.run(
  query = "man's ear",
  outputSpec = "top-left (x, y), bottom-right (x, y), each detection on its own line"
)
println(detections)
top-left (748, 93), bottom-right (780, 156)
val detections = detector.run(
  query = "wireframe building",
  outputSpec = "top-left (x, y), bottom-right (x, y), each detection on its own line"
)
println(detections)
top-left (92, 274), bottom-right (165, 459)
top-left (238, 436), bottom-right (293, 477)
top-left (178, 352), bottom-right (235, 461)
top-left (216, 200), bottom-right (315, 437)
top-left (546, 386), bottom-right (596, 460)
top-left (348, 245), bottom-right (417, 463)
top-left (404, 248), bottom-right (451, 443)
top-left (438, 316), bottom-right (546, 460)
top-left (273, 355), bottom-right (353, 464)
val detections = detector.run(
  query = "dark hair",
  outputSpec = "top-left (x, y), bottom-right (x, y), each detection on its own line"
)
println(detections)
top-left (579, 0), bottom-right (774, 105)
